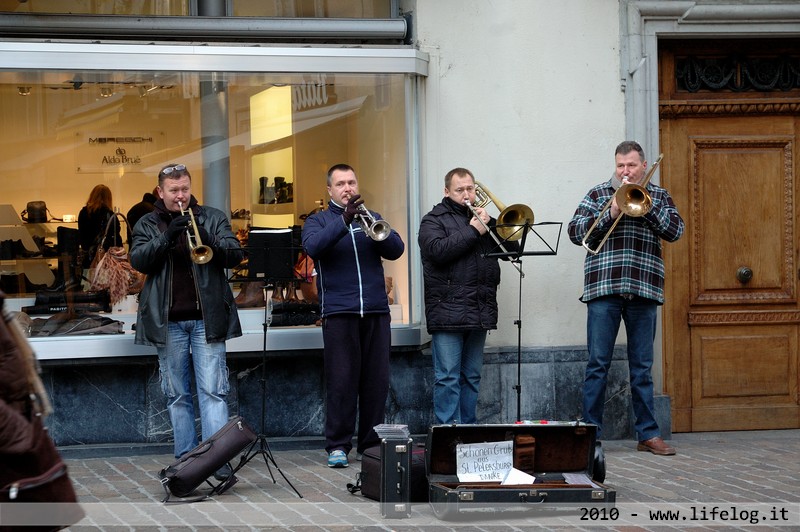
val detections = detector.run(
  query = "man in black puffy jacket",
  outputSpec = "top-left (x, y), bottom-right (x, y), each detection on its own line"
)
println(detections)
top-left (302, 164), bottom-right (404, 468)
top-left (418, 167), bottom-right (516, 425)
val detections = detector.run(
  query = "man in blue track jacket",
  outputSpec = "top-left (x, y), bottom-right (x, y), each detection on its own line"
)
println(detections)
top-left (302, 164), bottom-right (405, 468)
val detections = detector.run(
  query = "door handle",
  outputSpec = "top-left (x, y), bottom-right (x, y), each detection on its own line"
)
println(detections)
top-left (736, 266), bottom-right (753, 284)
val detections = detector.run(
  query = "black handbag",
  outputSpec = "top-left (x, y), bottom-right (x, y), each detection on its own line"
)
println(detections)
top-left (20, 201), bottom-right (49, 224)
top-left (158, 416), bottom-right (257, 503)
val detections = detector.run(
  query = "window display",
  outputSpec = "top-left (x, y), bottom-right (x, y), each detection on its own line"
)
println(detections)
top-left (0, 69), bottom-right (412, 329)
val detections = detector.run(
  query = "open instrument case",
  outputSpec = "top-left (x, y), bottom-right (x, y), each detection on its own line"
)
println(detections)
top-left (426, 423), bottom-right (615, 519)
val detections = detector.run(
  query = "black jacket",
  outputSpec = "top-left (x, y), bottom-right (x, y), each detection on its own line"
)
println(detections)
top-left (78, 206), bottom-right (122, 268)
top-left (418, 197), bottom-right (513, 332)
top-left (129, 198), bottom-right (244, 347)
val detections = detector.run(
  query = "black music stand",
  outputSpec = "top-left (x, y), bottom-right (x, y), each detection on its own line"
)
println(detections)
top-left (485, 220), bottom-right (563, 422)
top-left (234, 228), bottom-right (303, 498)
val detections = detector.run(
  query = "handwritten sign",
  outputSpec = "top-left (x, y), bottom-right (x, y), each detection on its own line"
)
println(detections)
top-left (456, 440), bottom-right (514, 482)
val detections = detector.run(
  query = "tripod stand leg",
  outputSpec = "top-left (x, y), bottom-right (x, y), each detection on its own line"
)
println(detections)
top-left (237, 434), bottom-right (303, 498)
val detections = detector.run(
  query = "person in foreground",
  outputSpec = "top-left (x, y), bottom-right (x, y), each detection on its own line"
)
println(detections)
top-left (568, 141), bottom-right (684, 456)
top-left (418, 167), bottom-right (516, 425)
top-left (302, 164), bottom-right (405, 468)
top-left (130, 163), bottom-right (245, 479)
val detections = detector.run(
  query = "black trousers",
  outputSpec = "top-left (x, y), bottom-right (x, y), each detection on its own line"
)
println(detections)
top-left (322, 313), bottom-right (391, 455)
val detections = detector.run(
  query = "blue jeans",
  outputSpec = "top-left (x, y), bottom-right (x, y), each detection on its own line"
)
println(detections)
top-left (583, 296), bottom-right (660, 442)
top-left (157, 320), bottom-right (230, 458)
top-left (432, 330), bottom-right (487, 424)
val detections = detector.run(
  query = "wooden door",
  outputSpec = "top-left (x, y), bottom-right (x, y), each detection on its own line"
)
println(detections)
top-left (659, 40), bottom-right (800, 432)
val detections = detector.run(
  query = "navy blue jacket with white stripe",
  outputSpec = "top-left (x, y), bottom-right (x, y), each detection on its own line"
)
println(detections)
top-left (301, 200), bottom-right (404, 318)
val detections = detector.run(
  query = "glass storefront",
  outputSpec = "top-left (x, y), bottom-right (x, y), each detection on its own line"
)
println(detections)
top-left (0, 41), bottom-right (426, 341)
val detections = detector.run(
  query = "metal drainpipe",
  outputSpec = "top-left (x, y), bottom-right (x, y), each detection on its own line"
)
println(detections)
top-left (0, 14), bottom-right (407, 40)
top-left (197, 0), bottom-right (231, 217)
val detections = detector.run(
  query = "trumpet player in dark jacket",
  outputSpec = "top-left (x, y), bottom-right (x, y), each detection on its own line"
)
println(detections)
top-left (130, 163), bottom-right (244, 480)
top-left (418, 167), bottom-right (517, 425)
top-left (302, 163), bottom-right (404, 468)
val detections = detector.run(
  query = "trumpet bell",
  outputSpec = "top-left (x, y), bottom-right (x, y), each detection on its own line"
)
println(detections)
top-left (497, 204), bottom-right (535, 241)
top-left (369, 220), bottom-right (392, 241)
top-left (617, 183), bottom-right (652, 217)
top-left (191, 245), bottom-right (214, 264)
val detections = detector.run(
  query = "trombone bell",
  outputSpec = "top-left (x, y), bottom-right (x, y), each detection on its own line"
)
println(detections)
top-left (617, 183), bottom-right (652, 217)
top-left (474, 181), bottom-right (534, 241)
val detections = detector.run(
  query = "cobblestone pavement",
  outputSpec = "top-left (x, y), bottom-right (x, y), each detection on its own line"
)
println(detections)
top-left (21, 429), bottom-right (800, 530)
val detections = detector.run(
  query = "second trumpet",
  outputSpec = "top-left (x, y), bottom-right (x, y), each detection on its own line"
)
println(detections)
top-left (178, 201), bottom-right (214, 264)
top-left (355, 203), bottom-right (392, 241)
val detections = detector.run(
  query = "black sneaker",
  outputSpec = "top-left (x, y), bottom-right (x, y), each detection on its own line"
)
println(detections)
top-left (213, 463), bottom-right (233, 482)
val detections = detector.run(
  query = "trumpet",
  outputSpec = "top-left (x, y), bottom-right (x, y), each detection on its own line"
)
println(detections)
top-left (355, 203), bottom-right (392, 241)
top-left (581, 154), bottom-right (663, 255)
top-left (178, 201), bottom-right (214, 264)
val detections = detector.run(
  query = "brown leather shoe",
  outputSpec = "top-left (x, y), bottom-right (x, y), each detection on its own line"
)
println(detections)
top-left (637, 436), bottom-right (676, 456)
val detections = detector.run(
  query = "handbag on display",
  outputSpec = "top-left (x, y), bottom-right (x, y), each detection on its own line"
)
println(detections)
top-left (88, 213), bottom-right (145, 305)
top-left (158, 416), bottom-right (257, 503)
top-left (20, 201), bottom-right (49, 224)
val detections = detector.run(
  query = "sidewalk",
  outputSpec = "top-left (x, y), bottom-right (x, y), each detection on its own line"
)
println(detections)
top-left (50, 429), bottom-right (800, 530)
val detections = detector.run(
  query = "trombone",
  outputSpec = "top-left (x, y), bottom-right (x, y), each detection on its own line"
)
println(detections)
top-left (178, 201), bottom-right (214, 264)
top-left (581, 154), bottom-right (663, 255)
top-left (465, 181), bottom-right (534, 275)
top-left (355, 203), bottom-right (392, 241)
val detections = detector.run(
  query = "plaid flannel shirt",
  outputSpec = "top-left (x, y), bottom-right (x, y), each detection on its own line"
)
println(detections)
top-left (568, 180), bottom-right (684, 304)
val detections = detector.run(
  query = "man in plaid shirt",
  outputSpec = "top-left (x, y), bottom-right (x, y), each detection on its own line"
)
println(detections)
top-left (568, 141), bottom-right (684, 456)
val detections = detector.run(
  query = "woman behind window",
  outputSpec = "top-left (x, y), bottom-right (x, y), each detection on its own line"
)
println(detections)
top-left (77, 184), bottom-right (123, 269)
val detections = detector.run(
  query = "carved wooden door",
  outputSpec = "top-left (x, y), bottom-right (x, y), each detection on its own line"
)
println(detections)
top-left (659, 40), bottom-right (800, 431)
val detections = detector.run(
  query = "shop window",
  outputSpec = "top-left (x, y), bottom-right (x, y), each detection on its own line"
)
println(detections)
top-left (0, 70), bottom-right (411, 326)
top-left (233, 0), bottom-right (393, 18)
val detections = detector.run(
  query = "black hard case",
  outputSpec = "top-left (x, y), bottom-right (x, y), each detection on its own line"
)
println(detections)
top-left (378, 438), bottom-right (413, 518)
top-left (359, 441), bottom-right (428, 504)
top-left (426, 423), bottom-right (615, 519)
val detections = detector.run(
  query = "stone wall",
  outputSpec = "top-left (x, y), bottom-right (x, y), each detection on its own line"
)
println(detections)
top-left (42, 345), bottom-right (670, 448)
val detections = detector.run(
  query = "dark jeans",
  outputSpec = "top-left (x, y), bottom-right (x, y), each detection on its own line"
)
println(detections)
top-left (583, 295), bottom-right (660, 442)
top-left (322, 313), bottom-right (391, 455)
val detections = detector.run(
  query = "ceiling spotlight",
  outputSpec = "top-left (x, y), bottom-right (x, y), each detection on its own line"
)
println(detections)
top-left (17, 86), bottom-right (31, 96)
top-left (100, 87), bottom-right (113, 98)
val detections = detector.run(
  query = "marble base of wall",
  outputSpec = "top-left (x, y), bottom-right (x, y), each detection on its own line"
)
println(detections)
top-left (41, 345), bottom-right (671, 447)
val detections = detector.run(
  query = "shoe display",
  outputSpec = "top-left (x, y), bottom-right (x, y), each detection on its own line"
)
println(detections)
top-left (213, 463), bottom-right (233, 481)
top-left (637, 436), bottom-right (676, 456)
top-left (327, 449), bottom-right (348, 468)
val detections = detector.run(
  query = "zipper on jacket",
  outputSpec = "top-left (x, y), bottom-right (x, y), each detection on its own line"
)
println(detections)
top-left (350, 227), bottom-right (365, 317)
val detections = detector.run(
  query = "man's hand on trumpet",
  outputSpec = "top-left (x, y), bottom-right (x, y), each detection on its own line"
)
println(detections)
top-left (165, 214), bottom-right (191, 243)
top-left (342, 193), bottom-right (364, 226)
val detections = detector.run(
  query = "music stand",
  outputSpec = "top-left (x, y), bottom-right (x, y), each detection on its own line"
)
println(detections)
top-left (234, 228), bottom-right (303, 498)
top-left (485, 221), bottom-right (563, 422)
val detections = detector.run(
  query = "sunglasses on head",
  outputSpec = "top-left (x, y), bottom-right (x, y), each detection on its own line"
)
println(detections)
top-left (160, 164), bottom-right (186, 177)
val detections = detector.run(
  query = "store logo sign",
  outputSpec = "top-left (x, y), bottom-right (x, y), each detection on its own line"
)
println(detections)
top-left (293, 74), bottom-right (336, 111)
top-left (77, 132), bottom-right (164, 173)
top-left (101, 147), bottom-right (142, 165)
top-left (88, 136), bottom-right (154, 144)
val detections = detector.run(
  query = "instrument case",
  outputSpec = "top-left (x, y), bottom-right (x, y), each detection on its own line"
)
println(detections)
top-left (426, 423), bottom-right (615, 519)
